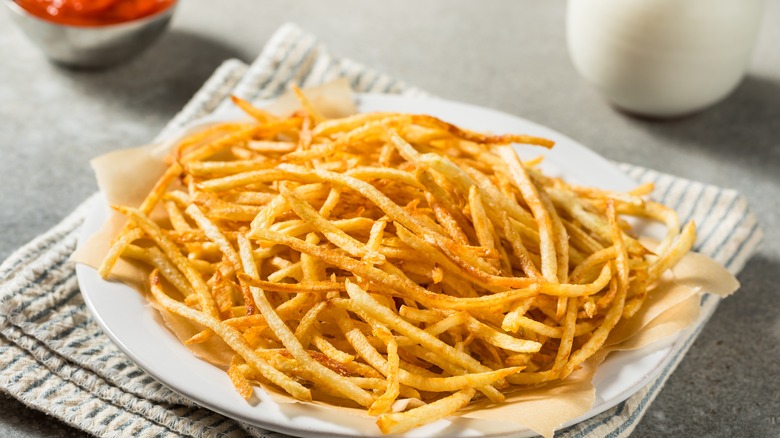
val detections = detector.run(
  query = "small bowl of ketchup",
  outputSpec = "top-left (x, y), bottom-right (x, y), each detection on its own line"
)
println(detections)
top-left (6, 0), bottom-right (176, 68)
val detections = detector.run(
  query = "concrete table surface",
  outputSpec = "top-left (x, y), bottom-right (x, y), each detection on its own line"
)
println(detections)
top-left (1, 1), bottom-right (778, 436)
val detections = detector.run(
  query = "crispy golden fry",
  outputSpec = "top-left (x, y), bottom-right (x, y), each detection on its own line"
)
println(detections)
top-left (104, 96), bottom-right (695, 434)
top-left (377, 388), bottom-right (477, 434)
top-left (231, 95), bottom-right (278, 124)
top-left (367, 326), bottom-right (400, 415)
top-left (98, 227), bottom-right (144, 278)
top-left (228, 355), bottom-right (253, 400)
top-left (291, 84), bottom-right (326, 124)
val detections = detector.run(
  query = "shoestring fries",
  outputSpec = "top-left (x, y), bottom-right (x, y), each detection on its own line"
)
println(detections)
top-left (100, 90), bottom-right (695, 434)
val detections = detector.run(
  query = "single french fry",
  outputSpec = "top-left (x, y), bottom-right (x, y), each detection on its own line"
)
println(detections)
top-left (376, 388), bottom-right (477, 434)
top-left (230, 95), bottom-right (278, 123)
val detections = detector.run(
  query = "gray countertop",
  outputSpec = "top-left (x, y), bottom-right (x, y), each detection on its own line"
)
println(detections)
top-left (1, 1), bottom-right (778, 436)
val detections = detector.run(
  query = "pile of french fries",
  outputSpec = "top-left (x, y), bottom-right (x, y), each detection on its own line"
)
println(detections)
top-left (100, 88), bottom-right (695, 434)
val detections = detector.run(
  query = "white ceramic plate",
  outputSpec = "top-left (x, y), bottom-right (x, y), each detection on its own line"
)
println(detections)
top-left (76, 94), bottom-right (681, 437)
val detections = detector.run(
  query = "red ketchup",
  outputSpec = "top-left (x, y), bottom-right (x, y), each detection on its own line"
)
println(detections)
top-left (14, 0), bottom-right (175, 26)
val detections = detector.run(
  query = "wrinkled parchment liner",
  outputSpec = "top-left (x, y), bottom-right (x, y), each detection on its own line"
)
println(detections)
top-left (72, 80), bottom-right (739, 437)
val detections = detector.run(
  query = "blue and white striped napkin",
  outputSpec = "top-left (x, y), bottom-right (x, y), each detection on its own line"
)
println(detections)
top-left (0, 23), bottom-right (762, 438)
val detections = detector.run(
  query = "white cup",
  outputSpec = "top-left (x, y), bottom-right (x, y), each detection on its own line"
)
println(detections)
top-left (567, 0), bottom-right (765, 118)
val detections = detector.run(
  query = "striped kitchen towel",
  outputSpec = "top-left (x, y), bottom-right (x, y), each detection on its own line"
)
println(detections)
top-left (0, 23), bottom-right (763, 438)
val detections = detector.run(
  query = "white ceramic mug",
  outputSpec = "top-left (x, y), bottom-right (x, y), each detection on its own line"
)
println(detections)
top-left (567, 0), bottom-right (765, 118)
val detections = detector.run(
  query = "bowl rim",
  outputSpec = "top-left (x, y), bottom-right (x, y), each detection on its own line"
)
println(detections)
top-left (5, 0), bottom-right (177, 29)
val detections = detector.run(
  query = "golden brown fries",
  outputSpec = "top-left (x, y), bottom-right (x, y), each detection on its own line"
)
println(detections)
top-left (100, 92), bottom-right (695, 434)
